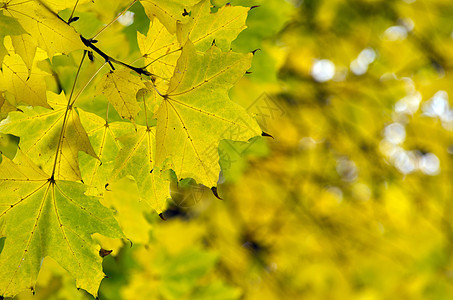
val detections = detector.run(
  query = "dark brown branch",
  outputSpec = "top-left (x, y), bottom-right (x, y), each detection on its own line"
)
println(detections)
top-left (36, 0), bottom-right (152, 77)
top-left (79, 35), bottom-right (152, 76)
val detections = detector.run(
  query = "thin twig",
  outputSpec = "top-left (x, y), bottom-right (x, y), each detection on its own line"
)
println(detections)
top-left (80, 35), bottom-right (152, 76)
top-left (68, 0), bottom-right (80, 23)
top-left (90, 0), bottom-right (137, 40)
top-left (70, 61), bottom-right (108, 106)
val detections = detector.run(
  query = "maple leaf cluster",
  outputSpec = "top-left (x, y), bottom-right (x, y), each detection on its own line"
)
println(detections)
top-left (0, 0), bottom-right (260, 297)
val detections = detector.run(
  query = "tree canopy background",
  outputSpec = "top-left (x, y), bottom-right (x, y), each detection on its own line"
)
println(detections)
top-left (1, 0), bottom-right (453, 299)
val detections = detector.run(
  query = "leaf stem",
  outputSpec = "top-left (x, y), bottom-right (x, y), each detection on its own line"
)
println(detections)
top-left (90, 0), bottom-right (137, 40)
top-left (147, 79), bottom-right (164, 98)
top-left (36, 0), bottom-right (155, 78)
top-left (106, 102), bottom-right (110, 124)
top-left (142, 92), bottom-right (149, 128)
top-left (68, 0), bottom-right (80, 22)
top-left (51, 51), bottom-right (87, 178)
top-left (70, 61), bottom-right (108, 106)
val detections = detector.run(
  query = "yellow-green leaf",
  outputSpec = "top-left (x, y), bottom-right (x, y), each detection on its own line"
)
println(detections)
top-left (0, 93), bottom-right (16, 120)
top-left (156, 42), bottom-right (261, 188)
top-left (103, 177), bottom-right (153, 244)
top-left (177, 0), bottom-right (249, 51)
top-left (77, 108), bottom-right (135, 196)
top-left (0, 53), bottom-right (49, 108)
top-left (0, 10), bottom-right (26, 65)
top-left (11, 33), bottom-right (37, 77)
top-left (97, 69), bottom-right (146, 122)
top-left (41, 0), bottom-right (92, 12)
top-left (0, 92), bottom-right (97, 181)
top-left (1, 0), bottom-right (85, 58)
top-left (137, 18), bottom-right (180, 83)
top-left (109, 125), bottom-right (171, 213)
top-left (0, 152), bottom-right (124, 297)
top-left (139, 0), bottom-right (199, 33)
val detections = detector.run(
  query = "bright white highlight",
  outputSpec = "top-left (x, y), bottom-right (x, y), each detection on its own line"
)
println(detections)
top-left (311, 59), bottom-right (335, 82)
top-left (350, 47), bottom-right (376, 75)
top-left (419, 153), bottom-right (440, 175)
top-left (383, 25), bottom-right (408, 41)
top-left (384, 123), bottom-right (406, 145)
top-left (395, 92), bottom-right (422, 115)
top-left (118, 11), bottom-right (135, 26)
top-left (422, 91), bottom-right (453, 131)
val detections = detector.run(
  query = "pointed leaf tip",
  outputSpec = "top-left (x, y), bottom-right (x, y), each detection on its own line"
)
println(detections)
top-left (261, 131), bottom-right (274, 138)
top-left (251, 48), bottom-right (261, 55)
top-left (99, 248), bottom-right (113, 257)
top-left (211, 187), bottom-right (223, 200)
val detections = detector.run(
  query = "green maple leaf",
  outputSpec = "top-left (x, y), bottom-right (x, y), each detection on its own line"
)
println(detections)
top-left (109, 125), bottom-right (171, 213)
top-left (155, 41), bottom-right (261, 188)
top-left (0, 92), bottom-right (97, 181)
top-left (138, 1), bottom-right (250, 83)
top-left (0, 53), bottom-right (49, 108)
top-left (140, 0), bottom-right (199, 33)
top-left (0, 11), bottom-right (26, 65)
top-left (104, 177), bottom-right (153, 244)
top-left (97, 69), bottom-right (146, 122)
top-left (137, 18), bottom-right (180, 83)
top-left (0, 1), bottom-right (265, 296)
top-left (0, 152), bottom-right (124, 297)
top-left (0, 93), bottom-right (16, 120)
top-left (77, 108), bottom-right (135, 196)
top-left (11, 33), bottom-right (38, 77)
top-left (41, 0), bottom-right (93, 12)
top-left (177, 0), bottom-right (250, 51)
top-left (0, 0), bottom-right (85, 58)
